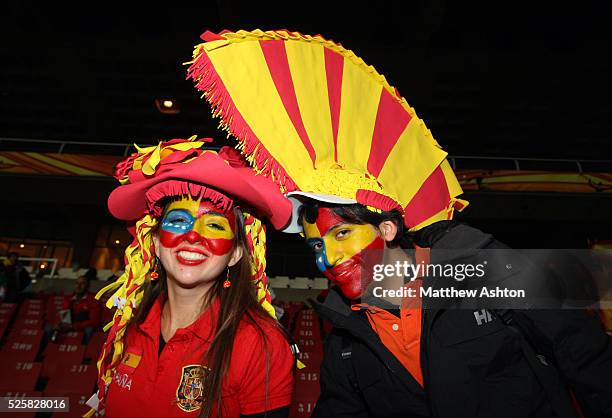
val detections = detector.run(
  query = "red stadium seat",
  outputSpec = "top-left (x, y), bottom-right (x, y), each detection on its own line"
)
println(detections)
top-left (0, 303), bottom-right (17, 320)
top-left (41, 344), bottom-right (85, 379)
top-left (296, 350), bottom-right (323, 370)
top-left (0, 391), bottom-right (42, 418)
top-left (0, 361), bottom-right (42, 392)
top-left (84, 332), bottom-right (105, 361)
top-left (7, 328), bottom-right (44, 346)
top-left (50, 393), bottom-right (91, 418)
top-left (18, 306), bottom-right (44, 320)
top-left (0, 339), bottom-right (41, 363)
top-left (44, 363), bottom-right (97, 395)
top-left (289, 398), bottom-right (318, 418)
top-left (13, 317), bottom-right (43, 330)
top-left (57, 331), bottom-right (84, 345)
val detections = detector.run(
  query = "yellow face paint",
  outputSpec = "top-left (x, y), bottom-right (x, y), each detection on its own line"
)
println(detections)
top-left (160, 196), bottom-right (235, 255)
top-left (302, 207), bottom-right (384, 300)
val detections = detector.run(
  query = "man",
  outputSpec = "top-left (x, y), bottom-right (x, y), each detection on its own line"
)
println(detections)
top-left (51, 276), bottom-right (101, 343)
top-left (3, 252), bottom-right (31, 303)
top-left (187, 29), bottom-right (612, 417)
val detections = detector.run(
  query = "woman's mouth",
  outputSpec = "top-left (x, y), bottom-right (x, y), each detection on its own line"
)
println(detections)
top-left (175, 248), bottom-right (209, 266)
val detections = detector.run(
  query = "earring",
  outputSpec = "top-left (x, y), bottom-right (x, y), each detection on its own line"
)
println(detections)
top-left (223, 267), bottom-right (231, 288)
top-left (150, 256), bottom-right (161, 281)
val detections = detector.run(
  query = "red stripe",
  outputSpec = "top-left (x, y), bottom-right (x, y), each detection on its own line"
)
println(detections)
top-left (324, 48), bottom-right (344, 162)
top-left (367, 89), bottom-right (412, 177)
top-left (404, 166), bottom-right (450, 227)
top-left (259, 40), bottom-right (317, 166)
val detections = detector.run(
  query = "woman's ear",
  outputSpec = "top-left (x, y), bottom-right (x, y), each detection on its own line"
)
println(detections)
top-left (152, 232), bottom-right (161, 258)
top-left (378, 220), bottom-right (398, 243)
top-left (228, 244), bottom-right (244, 267)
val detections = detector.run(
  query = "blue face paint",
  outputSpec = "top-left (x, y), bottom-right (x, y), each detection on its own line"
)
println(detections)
top-left (161, 209), bottom-right (196, 234)
top-left (307, 238), bottom-right (331, 273)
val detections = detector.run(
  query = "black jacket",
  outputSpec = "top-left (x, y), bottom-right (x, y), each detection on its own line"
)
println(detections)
top-left (312, 222), bottom-right (612, 418)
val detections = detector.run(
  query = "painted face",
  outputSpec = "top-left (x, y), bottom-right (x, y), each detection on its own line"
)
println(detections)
top-left (160, 198), bottom-right (236, 259)
top-left (303, 208), bottom-right (384, 300)
top-left (155, 196), bottom-right (238, 288)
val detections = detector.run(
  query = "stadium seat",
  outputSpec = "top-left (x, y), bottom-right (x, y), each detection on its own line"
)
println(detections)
top-left (0, 361), bottom-right (42, 392)
top-left (289, 277), bottom-right (312, 289)
top-left (41, 344), bottom-right (85, 379)
top-left (57, 268), bottom-right (78, 279)
top-left (13, 317), bottom-right (43, 330)
top-left (84, 332), bottom-right (105, 361)
top-left (7, 328), bottom-right (44, 346)
top-left (50, 393), bottom-right (91, 418)
top-left (0, 338), bottom-right (42, 363)
top-left (289, 398), bottom-right (318, 418)
top-left (269, 276), bottom-right (290, 288)
top-left (0, 391), bottom-right (42, 418)
top-left (17, 305), bottom-right (44, 320)
top-left (44, 363), bottom-right (97, 395)
top-left (58, 331), bottom-right (84, 345)
top-left (312, 278), bottom-right (328, 289)
top-left (0, 303), bottom-right (17, 320)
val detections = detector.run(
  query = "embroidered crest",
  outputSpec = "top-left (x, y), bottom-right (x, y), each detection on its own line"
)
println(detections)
top-left (176, 364), bottom-right (210, 412)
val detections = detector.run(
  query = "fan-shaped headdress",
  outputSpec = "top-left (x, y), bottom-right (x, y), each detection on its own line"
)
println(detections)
top-left (187, 29), bottom-right (467, 233)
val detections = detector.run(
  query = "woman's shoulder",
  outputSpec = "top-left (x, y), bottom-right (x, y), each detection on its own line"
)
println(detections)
top-left (236, 309), bottom-right (288, 344)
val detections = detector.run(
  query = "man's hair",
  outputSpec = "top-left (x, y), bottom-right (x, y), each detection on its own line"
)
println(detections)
top-left (300, 201), bottom-right (415, 248)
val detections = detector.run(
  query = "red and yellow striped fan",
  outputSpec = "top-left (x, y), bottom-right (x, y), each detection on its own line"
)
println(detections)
top-left (187, 29), bottom-right (467, 231)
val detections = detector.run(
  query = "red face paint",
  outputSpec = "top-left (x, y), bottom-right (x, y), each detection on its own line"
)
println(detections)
top-left (324, 237), bottom-right (385, 300)
top-left (159, 198), bottom-right (236, 256)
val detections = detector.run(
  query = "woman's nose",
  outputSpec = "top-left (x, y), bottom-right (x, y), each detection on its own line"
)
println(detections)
top-left (185, 230), bottom-right (202, 244)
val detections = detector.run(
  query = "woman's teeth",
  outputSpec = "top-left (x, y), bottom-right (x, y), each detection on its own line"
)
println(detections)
top-left (177, 251), bottom-right (207, 260)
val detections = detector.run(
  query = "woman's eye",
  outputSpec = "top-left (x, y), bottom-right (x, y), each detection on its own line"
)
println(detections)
top-left (312, 242), bottom-right (323, 252)
top-left (208, 223), bottom-right (225, 230)
top-left (170, 217), bottom-right (187, 223)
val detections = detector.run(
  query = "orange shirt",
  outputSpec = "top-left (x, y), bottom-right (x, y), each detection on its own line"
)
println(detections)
top-left (353, 247), bottom-right (429, 387)
top-left (363, 303), bottom-right (423, 387)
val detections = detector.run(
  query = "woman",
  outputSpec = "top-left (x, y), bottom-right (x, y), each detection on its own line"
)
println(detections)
top-left (89, 138), bottom-right (295, 417)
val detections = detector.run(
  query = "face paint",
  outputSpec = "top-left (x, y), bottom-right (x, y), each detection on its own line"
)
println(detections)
top-left (159, 197), bottom-right (236, 257)
top-left (303, 208), bottom-right (384, 300)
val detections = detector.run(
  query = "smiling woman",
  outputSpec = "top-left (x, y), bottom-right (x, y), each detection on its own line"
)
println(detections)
top-left (88, 137), bottom-right (295, 418)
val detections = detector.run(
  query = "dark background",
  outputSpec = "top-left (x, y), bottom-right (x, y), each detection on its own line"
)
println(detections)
top-left (1, 1), bottom-right (611, 274)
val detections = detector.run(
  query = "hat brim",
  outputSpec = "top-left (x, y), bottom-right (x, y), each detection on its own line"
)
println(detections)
top-left (282, 191), bottom-right (357, 233)
top-left (108, 152), bottom-right (292, 230)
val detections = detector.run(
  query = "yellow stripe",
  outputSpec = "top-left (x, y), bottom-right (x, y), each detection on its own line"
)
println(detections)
top-left (25, 152), bottom-right (102, 176)
top-left (440, 160), bottom-right (464, 198)
top-left (336, 56), bottom-right (381, 173)
top-left (377, 116), bottom-right (447, 205)
top-left (0, 155), bottom-right (20, 166)
top-left (285, 40), bottom-right (335, 169)
top-left (409, 207), bottom-right (450, 232)
top-left (207, 41), bottom-right (314, 179)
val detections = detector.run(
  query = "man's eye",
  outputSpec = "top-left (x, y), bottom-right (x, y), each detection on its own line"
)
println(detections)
top-left (335, 229), bottom-right (351, 239)
top-left (208, 223), bottom-right (225, 231)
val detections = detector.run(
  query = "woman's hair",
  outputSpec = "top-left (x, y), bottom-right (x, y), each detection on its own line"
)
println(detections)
top-left (134, 200), bottom-right (278, 417)
top-left (301, 201), bottom-right (417, 248)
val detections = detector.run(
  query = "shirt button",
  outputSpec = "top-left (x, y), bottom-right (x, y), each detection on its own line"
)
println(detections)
top-left (392, 323), bottom-right (399, 331)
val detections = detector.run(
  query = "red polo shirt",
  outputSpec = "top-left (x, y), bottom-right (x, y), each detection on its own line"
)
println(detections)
top-left (104, 297), bottom-right (294, 417)
top-left (60, 293), bottom-right (101, 330)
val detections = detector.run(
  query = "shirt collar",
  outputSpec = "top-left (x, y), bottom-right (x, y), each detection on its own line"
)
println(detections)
top-left (138, 295), bottom-right (221, 342)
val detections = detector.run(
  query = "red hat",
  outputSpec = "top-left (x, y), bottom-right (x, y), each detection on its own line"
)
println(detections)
top-left (107, 138), bottom-right (292, 230)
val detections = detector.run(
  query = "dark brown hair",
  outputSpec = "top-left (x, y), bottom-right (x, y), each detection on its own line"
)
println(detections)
top-left (134, 204), bottom-right (280, 417)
